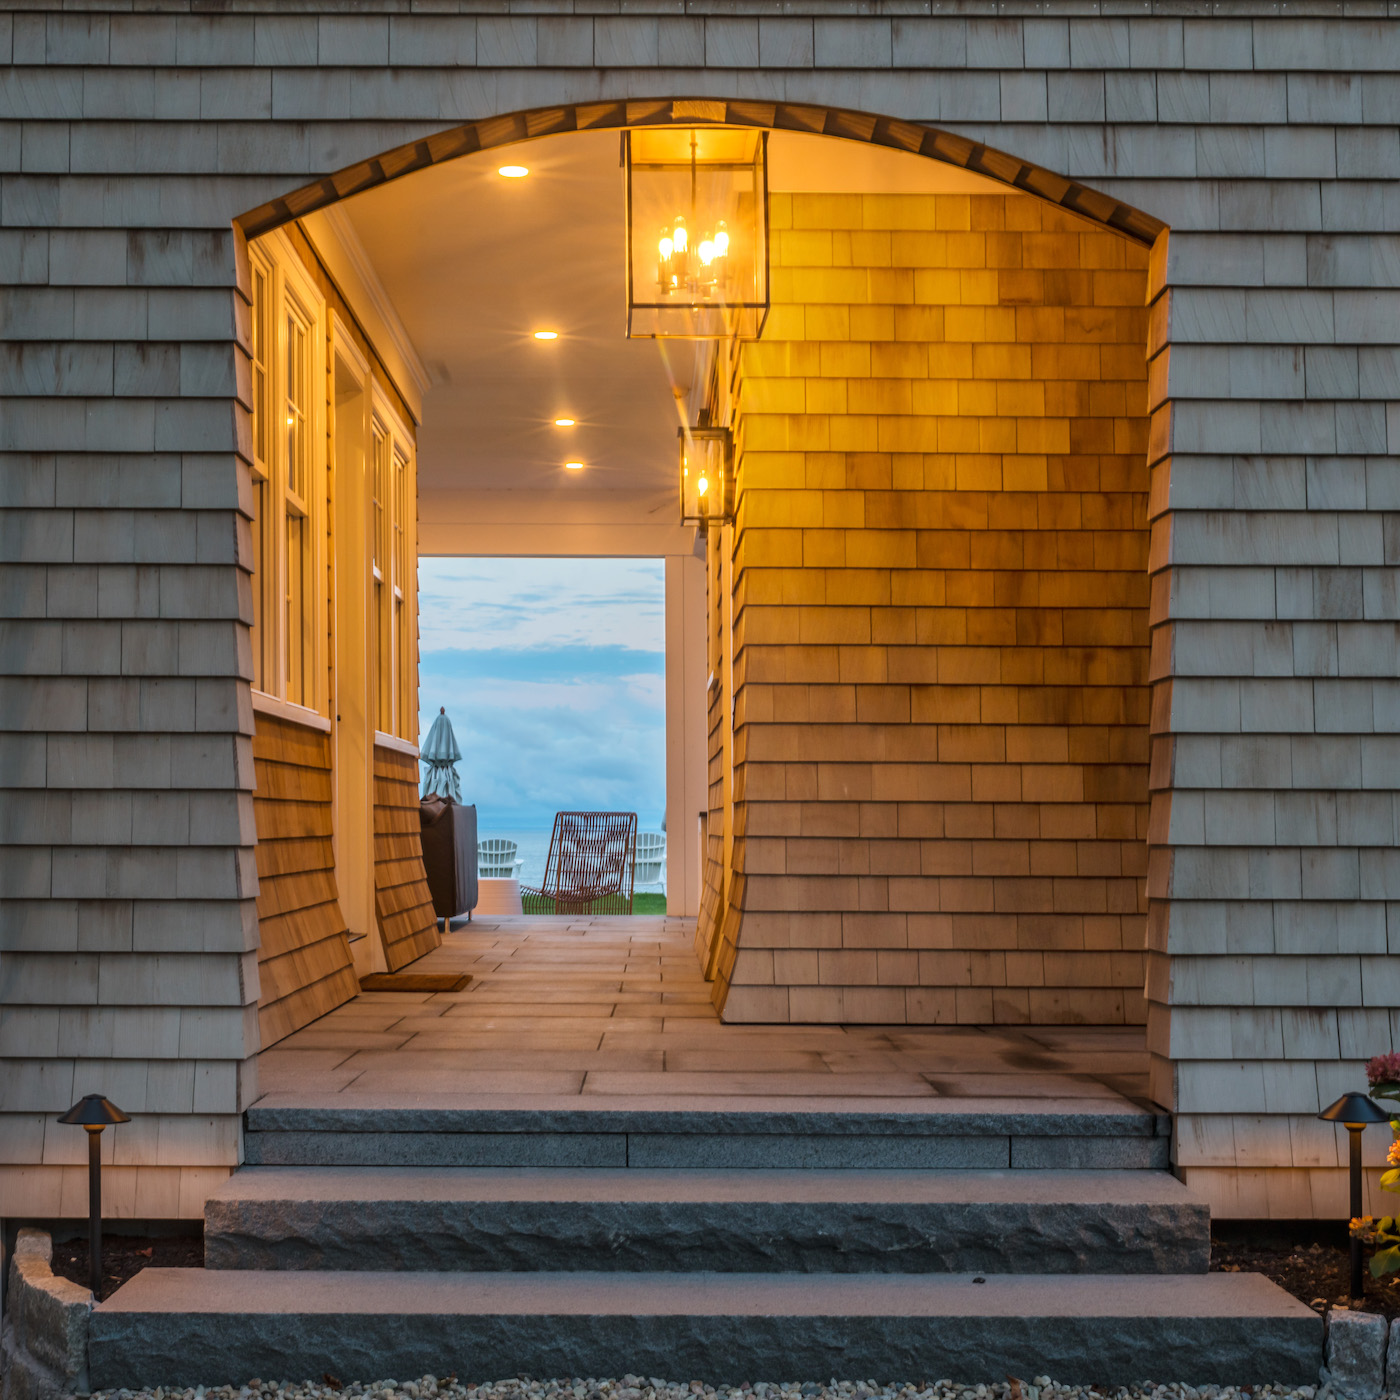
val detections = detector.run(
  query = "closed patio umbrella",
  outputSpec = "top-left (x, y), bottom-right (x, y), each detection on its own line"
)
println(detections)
top-left (421, 706), bottom-right (462, 803)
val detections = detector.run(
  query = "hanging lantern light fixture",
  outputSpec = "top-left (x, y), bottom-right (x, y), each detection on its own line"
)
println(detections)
top-left (625, 128), bottom-right (769, 340)
top-left (679, 423), bottom-right (733, 526)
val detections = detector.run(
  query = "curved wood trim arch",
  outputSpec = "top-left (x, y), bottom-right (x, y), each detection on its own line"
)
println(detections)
top-left (238, 97), bottom-right (1165, 246)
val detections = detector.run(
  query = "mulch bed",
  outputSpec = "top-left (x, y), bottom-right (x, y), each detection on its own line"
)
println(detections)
top-left (1213, 1220), bottom-right (1400, 1321)
top-left (49, 1231), bottom-right (203, 1302)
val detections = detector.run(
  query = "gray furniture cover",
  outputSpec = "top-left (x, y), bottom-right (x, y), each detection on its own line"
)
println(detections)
top-left (418, 797), bottom-right (478, 924)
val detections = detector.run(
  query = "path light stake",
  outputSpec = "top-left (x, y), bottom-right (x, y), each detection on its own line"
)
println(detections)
top-left (1320, 1091), bottom-right (1391, 1302)
top-left (58, 1094), bottom-right (130, 1298)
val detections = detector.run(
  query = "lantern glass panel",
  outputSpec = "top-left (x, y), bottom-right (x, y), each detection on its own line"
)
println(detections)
top-left (627, 129), bottom-right (768, 340)
top-left (679, 427), bottom-right (731, 525)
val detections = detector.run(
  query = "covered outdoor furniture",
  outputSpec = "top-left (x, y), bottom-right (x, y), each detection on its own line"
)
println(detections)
top-left (421, 707), bottom-right (463, 803)
top-left (478, 837), bottom-right (524, 879)
top-left (522, 811), bottom-right (638, 915)
top-left (419, 796), bottom-right (478, 927)
top-left (635, 831), bottom-right (666, 888)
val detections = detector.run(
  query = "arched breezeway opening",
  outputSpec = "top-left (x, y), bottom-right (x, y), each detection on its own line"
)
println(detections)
top-left (236, 98), bottom-right (1164, 248)
top-left (234, 99), bottom-right (1171, 1104)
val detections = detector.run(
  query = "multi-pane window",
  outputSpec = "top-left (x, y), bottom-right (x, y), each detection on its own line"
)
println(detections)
top-left (393, 443), bottom-right (410, 730)
top-left (250, 260), bottom-right (273, 693)
top-left (248, 234), bottom-right (415, 740)
top-left (370, 397), bottom-right (415, 741)
top-left (249, 237), bottom-right (326, 715)
top-left (284, 299), bottom-right (314, 707)
top-left (371, 417), bottom-right (390, 732)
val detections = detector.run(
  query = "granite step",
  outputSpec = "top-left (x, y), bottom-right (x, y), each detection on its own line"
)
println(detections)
top-left (89, 1268), bottom-right (1322, 1390)
top-left (204, 1166), bottom-right (1209, 1275)
top-left (242, 1101), bottom-right (1171, 1170)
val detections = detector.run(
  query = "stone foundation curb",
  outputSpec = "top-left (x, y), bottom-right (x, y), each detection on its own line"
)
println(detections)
top-left (1385, 1318), bottom-right (1400, 1396)
top-left (0, 1231), bottom-right (92, 1400)
top-left (1323, 1309), bottom-right (1388, 1400)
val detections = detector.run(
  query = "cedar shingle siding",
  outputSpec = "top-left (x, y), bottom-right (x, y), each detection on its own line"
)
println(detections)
top-left (708, 193), bottom-right (1152, 1028)
top-left (0, 5), bottom-right (1397, 1219)
top-left (251, 711), bottom-right (359, 1046)
top-left (373, 743), bottom-right (440, 972)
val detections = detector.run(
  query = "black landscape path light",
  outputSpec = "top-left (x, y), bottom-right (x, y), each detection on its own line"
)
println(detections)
top-left (1320, 1091), bottom-right (1392, 1302)
top-left (58, 1093), bottom-right (130, 1298)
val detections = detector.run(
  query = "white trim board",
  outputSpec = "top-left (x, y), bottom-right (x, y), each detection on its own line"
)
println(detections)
top-left (251, 689), bottom-right (333, 734)
top-left (374, 731), bottom-right (421, 759)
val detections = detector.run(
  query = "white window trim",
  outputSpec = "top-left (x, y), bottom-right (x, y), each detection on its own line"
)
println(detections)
top-left (248, 228), bottom-right (330, 719)
top-left (373, 730), bottom-right (420, 758)
top-left (252, 688), bottom-right (333, 734)
top-left (369, 382), bottom-right (417, 745)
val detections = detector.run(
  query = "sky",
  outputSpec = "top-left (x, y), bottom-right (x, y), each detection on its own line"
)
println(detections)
top-left (417, 556), bottom-right (666, 833)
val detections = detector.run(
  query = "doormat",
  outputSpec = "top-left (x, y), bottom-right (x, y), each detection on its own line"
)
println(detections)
top-left (358, 972), bottom-right (472, 993)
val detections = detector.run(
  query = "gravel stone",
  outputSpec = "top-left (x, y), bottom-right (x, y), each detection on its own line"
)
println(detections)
top-left (91, 1375), bottom-right (1327, 1400)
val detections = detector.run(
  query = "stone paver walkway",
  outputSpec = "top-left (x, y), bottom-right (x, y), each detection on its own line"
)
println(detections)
top-left (255, 916), bottom-right (1152, 1112)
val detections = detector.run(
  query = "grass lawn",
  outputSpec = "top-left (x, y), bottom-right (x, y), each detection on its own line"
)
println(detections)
top-left (633, 892), bottom-right (668, 914)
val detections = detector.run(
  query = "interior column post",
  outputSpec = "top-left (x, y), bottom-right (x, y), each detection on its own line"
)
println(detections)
top-left (665, 551), bottom-right (708, 916)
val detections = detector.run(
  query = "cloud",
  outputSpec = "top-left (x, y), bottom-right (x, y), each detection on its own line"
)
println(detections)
top-left (417, 557), bottom-right (666, 829)
top-left (421, 645), bottom-right (664, 687)
top-left (418, 556), bottom-right (665, 655)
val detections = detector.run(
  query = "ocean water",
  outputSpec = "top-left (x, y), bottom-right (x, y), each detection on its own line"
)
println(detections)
top-left (476, 827), bottom-right (666, 892)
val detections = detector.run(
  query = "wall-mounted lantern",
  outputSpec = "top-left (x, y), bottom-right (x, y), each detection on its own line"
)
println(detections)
top-left (1320, 1091), bottom-right (1392, 1302)
top-left (58, 1093), bottom-right (130, 1298)
top-left (679, 424), bottom-right (733, 527)
top-left (625, 128), bottom-right (769, 340)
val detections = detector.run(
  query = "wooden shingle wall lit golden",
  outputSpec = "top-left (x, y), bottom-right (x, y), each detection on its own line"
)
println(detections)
top-left (252, 714), bottom-right (359, 1044)
top-left (713, 191), bottom-right (1152, 1025)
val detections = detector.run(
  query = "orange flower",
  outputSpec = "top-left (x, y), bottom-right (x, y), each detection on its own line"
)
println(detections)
top-left (1389, 1140), bottom-right (1400, 1166)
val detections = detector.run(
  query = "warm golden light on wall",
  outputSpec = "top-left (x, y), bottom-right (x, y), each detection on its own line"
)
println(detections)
top-left (554, 418), bottom-right (576, 427)
top-left (532, 330), bottom-right (558, 341)
top-left (564, 461), bottom-right (584, 471)
top-left (498, 165), bottom-right (529, 178)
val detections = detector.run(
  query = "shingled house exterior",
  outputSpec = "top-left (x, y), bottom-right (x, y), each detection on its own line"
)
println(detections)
top-left (1, 0), bottom-right (1399, 1227)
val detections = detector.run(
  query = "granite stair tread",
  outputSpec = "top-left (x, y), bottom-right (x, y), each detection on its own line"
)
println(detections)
top-left (244, 1098), bottom-right (1165, 1133)
top-left (207, 1165), bottom-right (1203, 1204)
top-left (203, 1165), bottom-right (1210, 1274)
top-left (242, 1101), bottom-right (1171, 1170)
top-left (89, 1268), bottom-right (1322, 1389)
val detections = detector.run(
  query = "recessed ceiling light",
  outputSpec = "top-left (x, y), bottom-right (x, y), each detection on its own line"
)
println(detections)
top-left (498, 165), bottom-right (529, 178)
top-left (554, 418), bottom-right (576, 427)
top-left (533, 330), bottom-right (558, 341)
top-left (564, 461), bottom-right (584, 471)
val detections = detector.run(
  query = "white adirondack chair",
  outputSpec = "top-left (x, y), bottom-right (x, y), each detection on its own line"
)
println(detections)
top-left (478, 838), bottom-right (523, 879)
top-left (635, 831), bottom-right (666, 888)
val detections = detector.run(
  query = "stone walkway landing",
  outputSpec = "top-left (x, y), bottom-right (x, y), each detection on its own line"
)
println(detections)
top-left (254, 916), bottom-right (1152, 1114)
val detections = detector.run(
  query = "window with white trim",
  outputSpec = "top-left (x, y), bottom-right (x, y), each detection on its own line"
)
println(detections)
top-left (371, 413), bottom-right (389, 731)
top-left (249, 235), bottom-right (327, 715)
top-left (371, 391), bottom-right (416, 741)
top-left (393, 440), bottom-right (410, 728)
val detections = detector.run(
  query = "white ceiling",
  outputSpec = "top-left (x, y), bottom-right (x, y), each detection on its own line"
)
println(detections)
top-left (335, 129), bottom-right (1009, 504)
